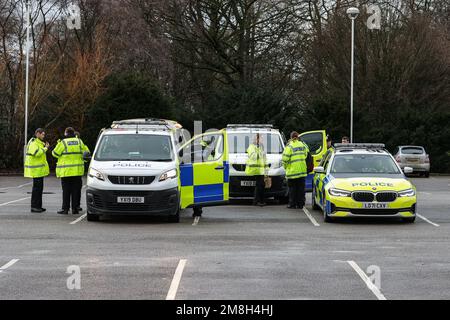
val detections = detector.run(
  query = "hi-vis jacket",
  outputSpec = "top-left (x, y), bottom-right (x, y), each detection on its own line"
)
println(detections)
top-left (245, 144), bottom-right (268, 176)
top-left (24, 138), bottom-right (50, 178)
top-left (282, 139), bottom-right (309, 179)
top-left (52, 137), bottom-right (90, 178)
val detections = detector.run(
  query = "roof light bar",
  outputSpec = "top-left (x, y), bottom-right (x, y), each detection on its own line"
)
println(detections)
top-left (334, 143), bottom-right (385, 149)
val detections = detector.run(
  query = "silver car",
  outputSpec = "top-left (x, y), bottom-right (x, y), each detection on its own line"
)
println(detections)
top-left (394, 146), bottom-right (430, 177)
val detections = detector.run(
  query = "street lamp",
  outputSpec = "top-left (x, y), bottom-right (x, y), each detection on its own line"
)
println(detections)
top-left (24, 0), bottom-right (31, 159)
top-left (346, 7), bottom-right (359, 144)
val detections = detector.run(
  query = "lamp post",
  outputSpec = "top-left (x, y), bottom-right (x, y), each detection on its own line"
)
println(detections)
top-left (24, 0), bottom-right (31, 158)
top-left (346, 7), bottom-right (359, 143)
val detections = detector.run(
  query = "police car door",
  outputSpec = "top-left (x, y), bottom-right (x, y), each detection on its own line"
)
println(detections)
top-left (299, 130), bottom-right (327, 190)
top-left (179, 131), bottom-right (229, 209)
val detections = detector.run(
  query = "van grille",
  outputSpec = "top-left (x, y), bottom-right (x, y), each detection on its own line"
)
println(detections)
top-left (108, 176), bottom-right (155, 185)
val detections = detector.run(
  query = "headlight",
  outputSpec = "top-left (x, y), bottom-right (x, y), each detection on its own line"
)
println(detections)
top-left (88, 167), bottom-right (105, 181)
top-left (271, 160), bottom-right (282, 169)
top-left (329, 188), bottom-right (351, 197)
top-left (159, 169), bottom-right (177, 182)
top-left (398, 188), bottom-right (415, 197)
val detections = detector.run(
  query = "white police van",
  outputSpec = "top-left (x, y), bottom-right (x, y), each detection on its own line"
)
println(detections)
top-left (226, 124), bottom-right (288, 201)
top-left (85, 119), bottom-right (182, 222)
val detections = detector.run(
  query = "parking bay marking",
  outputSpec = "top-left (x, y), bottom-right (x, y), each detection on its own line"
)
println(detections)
top-left (0, 197), bottom-right (31, 207)
top-left (0, 182), bottom-right (32, 191)
top-left (302, 207), bottom-right (320, 227)
top-left (347, 260), bottom-right (387, 300)
top-left (70, 214), bottom-right (87, 225)
top-left (0, 259), bottom-right (20, 273)
top-left (417, 213), bottom-right (440, 227)
top-left (166, 259), bottom-right (187, 300)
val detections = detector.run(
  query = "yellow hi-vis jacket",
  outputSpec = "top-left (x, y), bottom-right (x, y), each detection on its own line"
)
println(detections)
top-left (245, 144), bottom-right (267, 176)
top-left (52, 137), bottom-right (90, 178)
top-left (24, 138), bottom-right (50, 178)
top-left (282, 139), bottom-right (309, 180)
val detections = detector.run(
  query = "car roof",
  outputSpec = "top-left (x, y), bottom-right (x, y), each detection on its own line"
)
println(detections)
top-left (398, 145), bottom-right (425, 149)
top-left (101, 128), bottom-right (171, 136)
top-left (334, 149), bottom-right (390, 155)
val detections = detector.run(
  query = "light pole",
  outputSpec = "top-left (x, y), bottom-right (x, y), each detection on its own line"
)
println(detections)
top-left (24, 0), bottom-right (31, 158)
top-left (346, 7), bottom-right (359, 143)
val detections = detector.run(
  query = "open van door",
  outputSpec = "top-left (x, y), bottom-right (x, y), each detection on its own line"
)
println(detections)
top-left (299, 130), bottom-right (327, 191)
top-left (178, 131), bottom-right (229, 209)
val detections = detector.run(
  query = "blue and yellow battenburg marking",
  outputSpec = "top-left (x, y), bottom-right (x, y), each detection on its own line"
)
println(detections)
top-left (179, 161), bottom-right (229, 208)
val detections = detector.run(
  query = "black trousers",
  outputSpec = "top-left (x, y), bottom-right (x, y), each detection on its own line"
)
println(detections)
top-left (288, 177), bottom-right (306, 208)
top-left (61, 176), bottom-right (82, 211)
top-left (253, 175), bottom-right (265, 204)
top-left (31, 177), bottom-right (44, 209)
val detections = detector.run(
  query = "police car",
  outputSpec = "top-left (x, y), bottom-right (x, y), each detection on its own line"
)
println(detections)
top-left (225, 124), bottom-right (288, 200)
top-left (312, 144), bottom-right (417, 223)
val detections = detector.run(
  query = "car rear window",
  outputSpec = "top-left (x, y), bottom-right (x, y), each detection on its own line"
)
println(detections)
top-left (401, 147), bottom-right (424, 155)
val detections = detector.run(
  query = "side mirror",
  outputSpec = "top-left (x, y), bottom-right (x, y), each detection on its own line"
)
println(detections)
top-left (403, 167), bottom-right (413, 174)
top-left (314, 166), bottom-right (325, 174)
top-left (178, 149), bottom-right (184, 158)
top-left (83, 152), bottom-right (91, 161)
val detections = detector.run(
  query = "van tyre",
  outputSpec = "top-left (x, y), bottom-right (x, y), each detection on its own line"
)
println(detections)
top-left (168, 208), bottom-right (180, 223)
top-left (87, 213), bottom-right (100, 222)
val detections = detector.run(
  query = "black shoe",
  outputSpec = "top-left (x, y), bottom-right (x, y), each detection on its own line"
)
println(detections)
top-left (57, 209), bottom-right (69, 215)
top-left (72, 209), bottom-right (80, 215)
top-left (287, 205), bottom-right (296, 209)
top-left (31, 208), bottom-right (44, 213)
top-left (76, 207), bottom-right (82, 212)
top-left (257, 202), bottom-right (266, 207)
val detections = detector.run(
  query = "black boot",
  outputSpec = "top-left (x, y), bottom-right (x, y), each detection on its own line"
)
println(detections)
top-left (57, 209), bottom-right (69, 215)
top-left (31, 208), bottom-right (45, 213)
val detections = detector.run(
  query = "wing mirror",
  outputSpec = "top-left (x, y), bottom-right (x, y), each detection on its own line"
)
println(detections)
top-left (314, 166), bottom-right (325, 174)
top-left (403, 167), bottom-right (413, 174)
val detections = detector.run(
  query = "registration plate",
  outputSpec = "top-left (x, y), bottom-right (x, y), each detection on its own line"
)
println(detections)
top-left (241, 181), bottom-right (256, 187)
top-left (363, 203), bottom-right (388, 209)
top-left (117, 197), bottom-right (144, 204)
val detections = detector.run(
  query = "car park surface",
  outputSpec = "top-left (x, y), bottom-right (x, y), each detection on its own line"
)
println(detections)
top-left (0, 175), bottom-right (449, 300)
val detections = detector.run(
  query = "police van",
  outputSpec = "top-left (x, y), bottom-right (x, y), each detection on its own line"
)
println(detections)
top-left (86, 119), bottom-right (183, 222)
top-left (224, 124), bottom-right (288, 201)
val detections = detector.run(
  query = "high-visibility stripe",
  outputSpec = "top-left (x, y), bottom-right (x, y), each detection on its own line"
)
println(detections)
top-left (52, 151), bottom-right (61, 157)
top-left (24, 164), bottom-right (45, 169)
top-left (56, 164), bottom-right (84, 168)
top-left (61, 152), bottom-right (83, 155)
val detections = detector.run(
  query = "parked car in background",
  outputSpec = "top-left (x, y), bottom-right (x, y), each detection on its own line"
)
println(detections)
top-left (393, 146), bottom-right (430, 177)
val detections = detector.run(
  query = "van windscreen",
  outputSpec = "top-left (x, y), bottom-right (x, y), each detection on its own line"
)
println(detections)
top-left (95, 134), bottom-right (173, 161)
top-left (228, 133), bottom-right (283, 154)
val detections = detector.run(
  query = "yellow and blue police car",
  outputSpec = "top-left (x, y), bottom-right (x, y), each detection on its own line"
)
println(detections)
top-left (312, 144), bottom-right (417, 223)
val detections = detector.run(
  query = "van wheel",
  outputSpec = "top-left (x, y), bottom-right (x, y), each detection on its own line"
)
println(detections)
top-left (168, 208), bottom-right (180, 223)
top-left (87, 213), bottom-right (100, 222)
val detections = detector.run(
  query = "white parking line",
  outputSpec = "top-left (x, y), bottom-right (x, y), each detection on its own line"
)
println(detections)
top-left (0, 182), bottom-right (32, 191)
top-left (417, 214), bottom-right (440, 227)
top-left (0, 197), bottom-right (31, 207)
top-left (347, 260), bottom-right (387, 300)
top-left (166, 259), bottom-right (187, 300)
top-left (302, 207), bottom-right (320, 227)
top-left (70, 214), bottom-right (87, 225)
top-left (192, 216), bottom-right (200, 226)
top-left (0, 259), bottom-right (20, 273)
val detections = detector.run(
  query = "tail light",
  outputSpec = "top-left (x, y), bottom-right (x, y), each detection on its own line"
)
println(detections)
top-left (424, 155), bottom-right (430, 163)
top-left (395, 155), bottom-right (401, 162)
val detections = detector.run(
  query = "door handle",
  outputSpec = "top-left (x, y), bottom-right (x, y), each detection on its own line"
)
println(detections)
top-left (215, 166), bottom-right (225, 170)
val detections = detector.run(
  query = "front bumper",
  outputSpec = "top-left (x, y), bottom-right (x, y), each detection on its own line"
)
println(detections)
top-left (229, 175), bottom-right (287, 198)
top-left (325, 195), bottom-right (417, 219)
top-left (86, 187), bottom-right (179, 216)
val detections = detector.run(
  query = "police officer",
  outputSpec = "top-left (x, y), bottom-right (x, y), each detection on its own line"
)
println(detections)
top-left (341, 136), bottom-right (350, 144)
top-left (24, 128), bottom-right (50, 213)
top-left (52, 127), bottom-right (90, 215)
top-left (245, 133), bottom-right (267, 207)
top-left (282, 131), bottom-right (309, 209)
